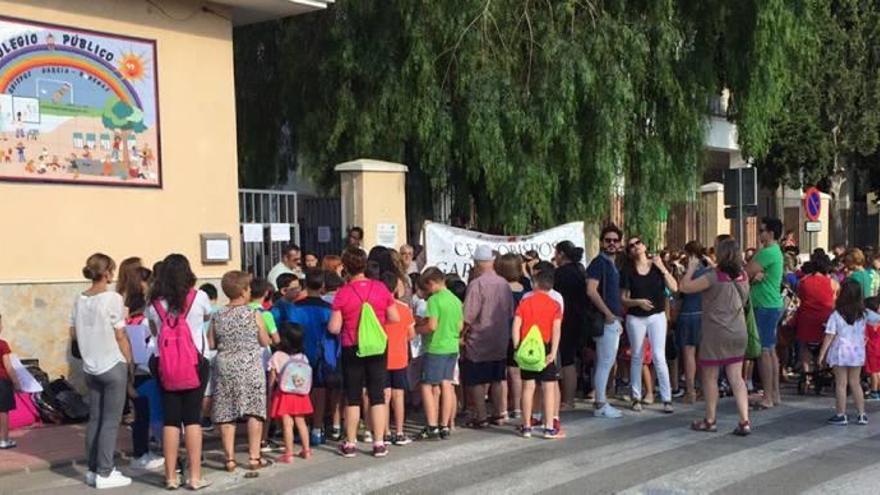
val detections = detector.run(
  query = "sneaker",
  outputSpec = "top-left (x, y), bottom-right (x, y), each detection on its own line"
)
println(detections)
top-left (392, 433), bottom-right (413, 445)
top-left (372, 443), bottom-right (388, 458)
top-left (200, 417), bottom-right (214, 432)
top-left (867, 392), bottom-right (880, 402)
top-left (131, 452), bottom-right (165, 471)
top-left (594, 404), bottom-right (623, 419)
top-left (827, 414), bottom-right (848, 426)
top-left (310, 430), bottom-right (325, 446)
top-left (530, 416), bottom-right (541, 427)
top-left (416, 426), bottom-right (440, 440)
top-left (85, 471), bottom-right (97, 487)
top-left (662, 402), bottom-right (674, 414)
top-left (95, 469), bottom-right (132, 489)
top-left (543, 427), bottom-right (561, 439)
top-left (510, 409), bottom-right (522, 419)
top-left (671, 388), bottom-right (686, 399)
top-left (631, 400), bottom-right (643, 412)
top-left (329, 426), bottom-right (342, 442)
top-left (260, 440), bottom-right (276, 453)
top-left (439, 427), bottom-right (451, 440)
top-left (362, 430), bottom-right (374, 444)
top-left (857, 413), bottom-right (869, 425)
top-left (337, 442), bottom-right (357, 458)
top-left (520, 426), bottom-right (532, 438)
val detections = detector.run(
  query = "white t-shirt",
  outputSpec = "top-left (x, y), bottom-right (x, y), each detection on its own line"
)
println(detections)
top-left (70, 291), bottom-right (127, 376)
top-left (147, 290), bottom-right (213, 356)
top-left (268, 262), bottom-right (303, 289)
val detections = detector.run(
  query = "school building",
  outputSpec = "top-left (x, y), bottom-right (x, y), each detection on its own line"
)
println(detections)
top-left (0, 0), bottom-right (333, 384)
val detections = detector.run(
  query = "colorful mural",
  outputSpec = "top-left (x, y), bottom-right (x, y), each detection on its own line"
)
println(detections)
top-left (0, 16), bottom-right (160, 187)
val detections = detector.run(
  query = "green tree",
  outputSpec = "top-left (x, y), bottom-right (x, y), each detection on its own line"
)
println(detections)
top-left (102, 97), bottom-right (147, 168)
top-left (236, 0), bottom-right (814, 242)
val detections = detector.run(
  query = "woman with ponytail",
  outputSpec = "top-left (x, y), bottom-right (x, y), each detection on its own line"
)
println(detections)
top-left (552, 241), bottom-right (588, 412)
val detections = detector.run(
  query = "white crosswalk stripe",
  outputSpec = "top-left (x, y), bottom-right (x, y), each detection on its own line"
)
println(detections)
top-left (800, 462), bottom-right (880, 495)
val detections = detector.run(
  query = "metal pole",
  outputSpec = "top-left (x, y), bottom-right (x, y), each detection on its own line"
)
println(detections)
top-left (738, 168), bottom-right (744, 246)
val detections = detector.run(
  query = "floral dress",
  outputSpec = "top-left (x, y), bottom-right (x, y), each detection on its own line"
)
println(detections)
top-left (825, 311), bottom-right (866, 368)
top-left (211, 305), bottom-right (266, 423)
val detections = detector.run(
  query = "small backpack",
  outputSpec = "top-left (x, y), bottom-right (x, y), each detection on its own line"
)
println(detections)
top-left (154, 290), bottom-right (201, 391)
top-left (515, 325), bottom-right (547, 372)
top-left (278, 354), bottom-right (312, 394)
top-left (355, 283), bottom-right (388, 358)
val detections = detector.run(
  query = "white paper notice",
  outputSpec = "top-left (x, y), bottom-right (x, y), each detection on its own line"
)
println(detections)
top-left (11, 355), bottom-right (43, 393)
top-left (206, 239), bottom-right (230, 261)
top-left (243, 223), bottom-right (263, 243)
top-left (376, 223), bottom-right (398, 248)
top-left (317, 226), bottom-right (331, 243)
top-left (270, 223), bottom-right (291, 242)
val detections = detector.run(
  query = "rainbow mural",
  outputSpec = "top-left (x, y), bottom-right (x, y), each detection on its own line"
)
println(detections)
top-left (0, 16), bottom-right (160, 188)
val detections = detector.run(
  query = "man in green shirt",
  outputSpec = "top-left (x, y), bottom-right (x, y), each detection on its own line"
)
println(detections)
top-left (417, 267), bottom-right (463, 440)
top-left (746, 217), bottom-right (784, 410)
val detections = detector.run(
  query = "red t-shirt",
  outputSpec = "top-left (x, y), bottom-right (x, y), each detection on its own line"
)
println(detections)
top-left (0, 339), bottom-right (11, 380)
top-left (385, 301), bottom-right (414, 370)
top-left (332, 279), bottom-right (394, 348)
top-left (515, 291), bottom-right (562, 343)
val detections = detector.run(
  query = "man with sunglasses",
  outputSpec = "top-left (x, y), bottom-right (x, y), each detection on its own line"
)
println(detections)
top-left (586, 224), bottom-right (625, 418)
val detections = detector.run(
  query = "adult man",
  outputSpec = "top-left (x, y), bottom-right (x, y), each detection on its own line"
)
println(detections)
top-left (586, 224), bottom-right (625, 419)
top-left (346, 227), bottom-right (364, 249)
top-left (462, 245), bottom-right (514, 426)
top-left (746, 217), bottom-right (785, 409)
top-left (267, 243), bottom-right (302, 289)
top-left (400, 244), bottom-right (419, 275)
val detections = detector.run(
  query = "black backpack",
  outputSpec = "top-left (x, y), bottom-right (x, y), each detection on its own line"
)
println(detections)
top-left (45, 377), bottom-right (89, 423)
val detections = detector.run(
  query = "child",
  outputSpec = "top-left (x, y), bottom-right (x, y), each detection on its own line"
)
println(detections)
top-left (250, 278), bottom-right (281, 345)
top-left (0, 313), bottom-right (22, 449)
top-left (864, 297), bottom-right (880, 401)
top-left (512, 266), bottom-right (562, 439)
top-left (272, 273), bottom-right (302, 320)
top-left (416, 267), bottom-right (463, 440)
top-left (381, 272), bottom-right (415, 445)
top-left (198, 283), bottom-right (220, 431)
top-left (269, 322), bottom-right (314, 462)
top-left (321, 272), bottom-right (344, 305)
top-left (818, 280), bottom-right (868, 425)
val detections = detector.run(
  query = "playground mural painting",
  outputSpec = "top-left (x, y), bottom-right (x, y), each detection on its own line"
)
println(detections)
top-left (0, 16), bottom-right (160, 187)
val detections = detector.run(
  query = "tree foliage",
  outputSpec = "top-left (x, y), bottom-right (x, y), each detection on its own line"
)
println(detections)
top-left (235, 0), bottom-right (813, 242)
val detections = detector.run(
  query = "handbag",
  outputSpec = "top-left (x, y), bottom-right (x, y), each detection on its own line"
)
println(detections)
top-left (733, 279), bottom-right (761, 359)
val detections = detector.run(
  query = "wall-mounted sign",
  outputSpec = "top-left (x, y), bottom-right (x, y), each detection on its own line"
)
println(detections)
top-left (200, 233), bottom-right (231, 264)
top-left (0, 16), bottom-right (161, 187)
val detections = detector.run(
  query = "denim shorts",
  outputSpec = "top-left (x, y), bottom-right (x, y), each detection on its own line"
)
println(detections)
top-left (421, 353), bottom-right (458, 385)
top-left (385, 368), bottom-right (409, 390)
top-left (675, 313), bottom-right (702, 349)
top-left (754, 307), bottom-right (784, 350)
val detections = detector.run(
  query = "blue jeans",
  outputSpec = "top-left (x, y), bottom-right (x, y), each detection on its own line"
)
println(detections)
top-left (754, 307), bottom-right (784, 350)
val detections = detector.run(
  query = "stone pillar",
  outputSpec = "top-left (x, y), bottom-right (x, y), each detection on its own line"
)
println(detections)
top-left (335, 159), bottom-right (408, 251)
top-left (800, 191), bottom-right (831, 254)
top-left (699, 182), bottom-right (730, 248)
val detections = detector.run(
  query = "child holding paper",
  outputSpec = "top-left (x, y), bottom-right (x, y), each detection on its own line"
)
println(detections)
top-left (0, 313), bottom-right (22, 449)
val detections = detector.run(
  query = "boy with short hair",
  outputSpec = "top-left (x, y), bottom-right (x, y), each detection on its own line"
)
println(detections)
top-left (198, 283), bottom-right (220, 431)
top-left (512, 267), bottom-right (562, 439)
top-left (417, 267), bottom-right (463, 440)
top-left (0, 313), bottom-right (22, 449)
top-left (322, 272), bottom-right (344, 305)
top-left (381, 272), bottom-right (415, 445)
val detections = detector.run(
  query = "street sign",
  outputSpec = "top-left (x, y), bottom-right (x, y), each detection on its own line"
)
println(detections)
top-left (803, 187), bottom-right (822, 222)
top-left (723, 168), bottom-right (758, 207)
top-left (724, 205), bottom-right (758, 220)
top-left (805, 221), bottom-right (822, 232)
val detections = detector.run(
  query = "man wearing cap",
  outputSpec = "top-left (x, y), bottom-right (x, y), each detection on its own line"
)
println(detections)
top-left (462, 245), bottom-right (515, 427)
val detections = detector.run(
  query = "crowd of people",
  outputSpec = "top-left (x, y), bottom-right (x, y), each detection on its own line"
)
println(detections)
top-left (1, 220), bottom-right (879, 490)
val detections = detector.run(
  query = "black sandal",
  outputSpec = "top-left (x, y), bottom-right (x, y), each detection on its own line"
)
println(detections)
top-left (244, 457), bottom-right (273, 478)
top-left (465, 418), bottom-right (489, 429)
top-left (224, 459), bottom-right (236, 473)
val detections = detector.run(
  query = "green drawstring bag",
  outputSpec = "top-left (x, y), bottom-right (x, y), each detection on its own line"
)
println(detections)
top-left (356, 285), bottom-right (387, 357)
top-left (515, 325), bottom-right (546, 372)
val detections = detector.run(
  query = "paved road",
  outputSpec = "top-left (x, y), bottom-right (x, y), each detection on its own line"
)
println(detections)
top-left (3, 394), bottom-right (879, 495)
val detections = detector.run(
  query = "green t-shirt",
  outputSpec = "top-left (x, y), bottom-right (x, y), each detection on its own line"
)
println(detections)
top-left (248, 301), bottom-right (278, 334)
top-left (751, 244), bottom-right (784, 309)
top-left (425, 288), bottom-right (463, 355)
top-left (848, 269), bottom-right (874, 299)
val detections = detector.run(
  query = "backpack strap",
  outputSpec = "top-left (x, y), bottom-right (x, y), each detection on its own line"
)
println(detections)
top-left (153, 290), bottom-right (197, 327)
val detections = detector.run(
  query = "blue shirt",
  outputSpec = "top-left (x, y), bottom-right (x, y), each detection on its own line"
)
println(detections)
top-left (272, 297), bottom-right (332, 365)
top-left (586, 254), bottom-right (622, 317)
top-left (680, 266), bottom-right (711, 314)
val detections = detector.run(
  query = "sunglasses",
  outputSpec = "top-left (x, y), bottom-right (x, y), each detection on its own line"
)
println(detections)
top-left (603, 238), bottom-right (620, 244)
top-left (628, 240), bottom-right (643, 249)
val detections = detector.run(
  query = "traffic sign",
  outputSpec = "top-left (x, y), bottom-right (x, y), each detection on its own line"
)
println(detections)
top-left (724, 205), bottom-right (758, 220)
top-left (804, 187), bottom-right (822, 222)
top-left (805, 221), bottom-right (822, 232)
top-left (723, 168), bottom-right (758, 207)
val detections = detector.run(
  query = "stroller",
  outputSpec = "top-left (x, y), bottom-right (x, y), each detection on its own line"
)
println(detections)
top-left (797, 341), bottom-right (835, 395)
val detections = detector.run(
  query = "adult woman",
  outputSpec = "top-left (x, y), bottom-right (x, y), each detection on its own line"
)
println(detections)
top-left (389, 249), bottom-right (414, 304)
top-left (70, 253), bottom-right (133, 489)
top-left (845, 248), bottom-right (873, 299)
top-left (322, 255), bottom-right (344, 276)
top-left (553, 241), bottom-right (589, 410)
top-left (676, 241), bottom-right (710, 404)
top-left (796, 252), bottom-right (838, 381)
top-left (147, 254), bottom-right (213, 490)
top-left (329, 248), bottom-right (399, 458)
top-left (680, 238), bottom-right (751, 435)
top-left (303, 252), bottom-right (319, 269)
top-left (116, 257), bottom-right (144, 307)
top-left (497, 253), bottom-right (528, 418)
top-left (621, 236), bottom-right (678, 413)
top-left (208, 271), bottom-right (272, 475)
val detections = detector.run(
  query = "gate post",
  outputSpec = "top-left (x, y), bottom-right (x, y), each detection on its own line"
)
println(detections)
top-left (335, 159), bottom-right (408, 251)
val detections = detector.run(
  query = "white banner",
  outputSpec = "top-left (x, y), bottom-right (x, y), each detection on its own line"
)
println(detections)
top-left (424, 221), bottom-right (585, 278)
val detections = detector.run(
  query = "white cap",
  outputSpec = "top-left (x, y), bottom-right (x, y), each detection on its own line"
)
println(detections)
top-left (473, 245), bottom-right (495, 262)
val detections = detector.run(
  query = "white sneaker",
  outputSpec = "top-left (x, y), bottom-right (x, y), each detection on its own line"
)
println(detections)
top-left (594, 404), bottom-right (623, 419)
top-left (85, 471), bottom-right (96, 487)
top-left (131, 452), bottom-right (165, 471)
top-left (95, 469), bottom-right (132, 489)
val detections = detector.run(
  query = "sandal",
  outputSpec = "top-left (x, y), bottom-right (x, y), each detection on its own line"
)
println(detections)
top-left (489, 415), bottom-right (508, 426)
top-left (465, 418), bottom-right (490, 429)
top-left (690, 418), bottom-right (717, 432)
top-left (247, 457), bottom-right (273, 470)
top-left (187, 479), bottom-right (212, 491)
top-left (224, 459), bottom-right (237, 473)
top-left (165, 478), bottom-right (181, 491)
top-left (298, 449), bottom-right (312, 460)
top-left (733, 420), bottom-right (752, 436)
top-left (277, 453), bottom-right (294, 464)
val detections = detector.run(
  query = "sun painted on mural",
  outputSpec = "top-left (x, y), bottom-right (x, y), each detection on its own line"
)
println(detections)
top-left (0, 17), bottom-right (160, 187)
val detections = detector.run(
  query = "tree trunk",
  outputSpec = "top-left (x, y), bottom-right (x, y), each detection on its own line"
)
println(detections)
top-left (121, 130), bottom-right (131, 168)
top-left (829, 153), bottom-right (849, 247)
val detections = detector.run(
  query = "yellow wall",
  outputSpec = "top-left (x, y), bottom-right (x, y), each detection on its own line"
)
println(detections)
top-left (336, 159), bottom-right (408, 251)
top-left (0, 0), bottom-right (240, 283)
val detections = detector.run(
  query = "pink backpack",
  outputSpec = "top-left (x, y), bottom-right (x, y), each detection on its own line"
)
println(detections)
top-left (154, 290), bottom-right (200, 391)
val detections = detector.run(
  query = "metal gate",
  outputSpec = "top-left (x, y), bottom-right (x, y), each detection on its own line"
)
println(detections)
top-left (298, 196), bottom-right (344, 258)
top-left (239, 189), bottom-right (300, 278)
